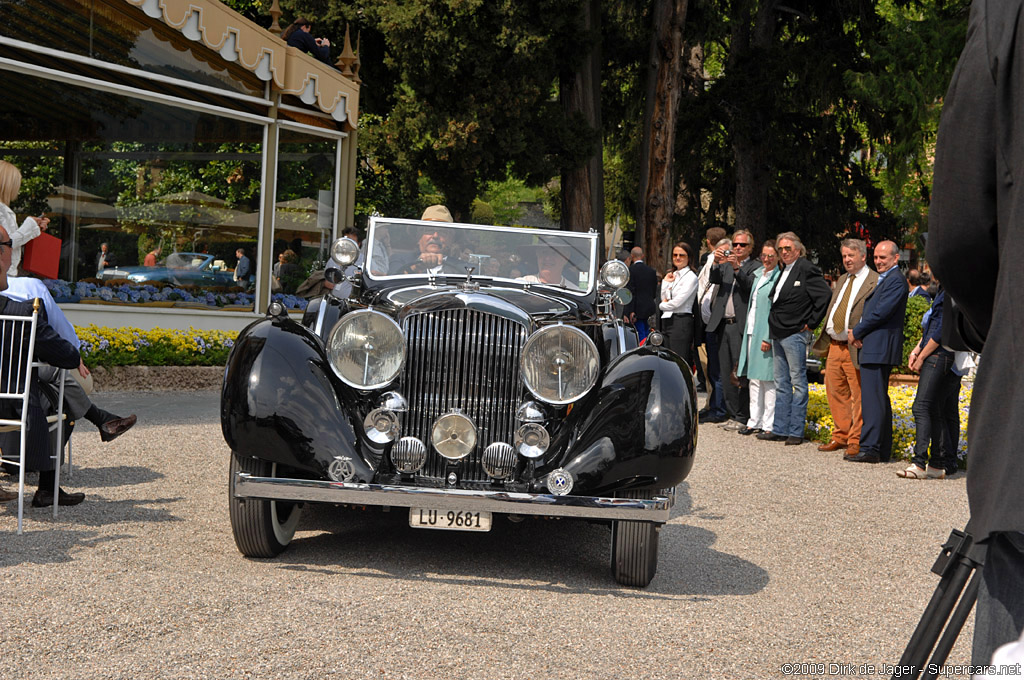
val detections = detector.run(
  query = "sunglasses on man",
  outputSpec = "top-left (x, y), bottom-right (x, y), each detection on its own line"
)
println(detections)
top-left (732, 241), bottom-right (751, 247)
top-left (0, 239), bottom-right (12, 250)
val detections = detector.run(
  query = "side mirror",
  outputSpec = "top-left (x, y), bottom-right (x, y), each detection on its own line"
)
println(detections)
top-left (324, 267), bottom-right (345, 284)
top-left (614, 288), bottom-right (633, 305)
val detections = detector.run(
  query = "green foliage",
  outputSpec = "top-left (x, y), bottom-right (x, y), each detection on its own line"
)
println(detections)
top-left (900, 293), bottom-right (932, 372)
top-left (482, 171), bottom-right (528, 226)
top-left (471, 199), bottom-right (495, 225)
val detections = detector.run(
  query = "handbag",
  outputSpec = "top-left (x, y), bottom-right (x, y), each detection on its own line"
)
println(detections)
top-left (22, 232), bottom-right (61, 279)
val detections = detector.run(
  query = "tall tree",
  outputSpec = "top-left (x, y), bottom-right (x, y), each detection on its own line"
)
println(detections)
top-left (636, 0), bottom-right (689, 271)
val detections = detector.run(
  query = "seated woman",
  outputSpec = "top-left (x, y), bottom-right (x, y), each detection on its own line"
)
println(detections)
top-left (281, 17), bottom-right (331, 65)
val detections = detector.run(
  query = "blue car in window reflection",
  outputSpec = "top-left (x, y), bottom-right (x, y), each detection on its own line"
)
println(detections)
top-left (98, 252), bottom-right (237, 287)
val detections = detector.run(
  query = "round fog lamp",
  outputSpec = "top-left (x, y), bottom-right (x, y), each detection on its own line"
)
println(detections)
top-left (431, 412), bottom-right (477, 460)
top-left (515, 423), bottom-right (549, 459)
top-left (364, 408), bottom-right (400, 444)
top-left (647, 331), bottom-right (665, 347)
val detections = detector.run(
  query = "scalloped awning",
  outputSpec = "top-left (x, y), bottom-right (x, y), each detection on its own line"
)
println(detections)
top-left (121, 0), bottom-right (359, 127)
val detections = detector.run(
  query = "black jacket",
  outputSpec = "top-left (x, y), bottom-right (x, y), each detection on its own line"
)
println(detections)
top-left (0, 295), bottom-right (80, 471)
top-left (766, 258), bottom-right (831, 340)
top-left (929, 0), bottom-right (1024, 542)
top-left (625, 260), bottom-right (658, 322)
top-left (707, 257), bottom-right (759, 333)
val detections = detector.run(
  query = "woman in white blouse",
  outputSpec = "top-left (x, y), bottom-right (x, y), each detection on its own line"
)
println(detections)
top-left (0, 160), bottom-right (49, 277)
top-left (658, 241), bottom-right (699, 367)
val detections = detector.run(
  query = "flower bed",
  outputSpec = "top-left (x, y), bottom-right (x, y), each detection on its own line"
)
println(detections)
top-left (43, 278), bottom-right (306, 311)
top-left (805, 382), bottom-right (972, 468)
top-left (77, 325), bottom-right (239, 367)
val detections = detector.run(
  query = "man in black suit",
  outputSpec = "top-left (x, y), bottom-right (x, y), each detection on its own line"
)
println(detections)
top-left (757, 232), bottom-right (830, 445)
top-left (624, 247), bottom-right (657, 343)
top-left (844, 241), bottom-right (908, 464)
top-left (0, 223), bottom-right (85, 506)
top-left (929, 1), bottom-right (1024, 662)
top-left (707, 229), bottom-right (760, 428)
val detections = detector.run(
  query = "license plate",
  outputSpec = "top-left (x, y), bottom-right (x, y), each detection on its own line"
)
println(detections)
top-left (409, 507), bottom-right (492, 532)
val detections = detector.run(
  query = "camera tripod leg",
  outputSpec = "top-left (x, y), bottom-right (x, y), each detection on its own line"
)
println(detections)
top-left (921, 569), bottom-right (982, 680)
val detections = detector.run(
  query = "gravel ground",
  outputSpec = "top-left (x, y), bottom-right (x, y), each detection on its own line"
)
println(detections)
top-left (0, 391), bottom-right (974, 679)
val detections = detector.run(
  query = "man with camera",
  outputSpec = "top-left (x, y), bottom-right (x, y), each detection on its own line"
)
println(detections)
top-left (707, 229), bottom-right (760, 428)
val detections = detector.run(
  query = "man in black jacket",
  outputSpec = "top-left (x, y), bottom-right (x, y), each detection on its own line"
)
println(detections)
top-left (757, 232), bottom-right (830, 445)
top-left (0, 223), bottom-right (85, 506)
top-left (707, 229), bottom-right (760, 427)
top-left (624, 247), bottom-right (657, 343)
top-left (929, 0), bottom-right (1024, 663)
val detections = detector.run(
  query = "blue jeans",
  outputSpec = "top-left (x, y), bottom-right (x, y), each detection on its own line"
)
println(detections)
top-left (911, 353), bottom-right (959, 471)
top-left (704, 329), bottom-right (727, 419)
top-left (772, 330), bottom-right (811, 438)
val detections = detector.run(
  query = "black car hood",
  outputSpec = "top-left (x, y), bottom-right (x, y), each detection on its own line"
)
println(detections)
top-left (377, 284), bottom-right (590, 325)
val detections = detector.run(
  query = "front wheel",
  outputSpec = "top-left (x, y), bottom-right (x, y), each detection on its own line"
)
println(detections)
top-left (229, 451), bottom-right (302, 557)
top-left (610, 490), bottom-right (663, 587)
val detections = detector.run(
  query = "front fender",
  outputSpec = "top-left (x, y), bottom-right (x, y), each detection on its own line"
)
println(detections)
top-left (220, 317), bottom-right (376, 481)
top-left (558, 346), bottom-right (697, 493)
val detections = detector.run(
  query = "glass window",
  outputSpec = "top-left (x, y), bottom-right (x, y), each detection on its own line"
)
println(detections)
top-left (270, 129), bottom-right (337, 297)
top-left (1, 70), bottom-right (263, 309)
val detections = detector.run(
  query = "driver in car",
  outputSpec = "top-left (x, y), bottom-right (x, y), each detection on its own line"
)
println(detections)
top-left (391, 226), bottom-right (470, 275)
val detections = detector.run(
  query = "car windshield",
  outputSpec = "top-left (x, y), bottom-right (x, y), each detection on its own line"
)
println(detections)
top-left (364, 218), bottom-right (597, 295)
top-left (164, 253), bottom-right (209, 269)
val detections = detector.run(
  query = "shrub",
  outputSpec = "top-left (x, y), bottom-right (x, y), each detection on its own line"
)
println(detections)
top-left (900, 294), bottom-right (931, 372)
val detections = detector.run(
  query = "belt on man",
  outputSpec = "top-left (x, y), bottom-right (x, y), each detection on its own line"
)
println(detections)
top-left (722, 317), bottom-right (737, 324)
top-left (830, 338), bottom-right (848, 346)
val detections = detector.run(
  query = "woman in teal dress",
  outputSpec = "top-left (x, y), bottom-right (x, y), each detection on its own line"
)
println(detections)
top-left (736, 240), bottom-right (781, 435)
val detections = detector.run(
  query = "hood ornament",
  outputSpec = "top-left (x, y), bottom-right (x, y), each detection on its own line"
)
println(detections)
top-left (458, 265), bottom-right (480, 291)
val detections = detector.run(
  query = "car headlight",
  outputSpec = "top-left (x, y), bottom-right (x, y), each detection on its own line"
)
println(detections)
top-left (520, 325), bottom-right (600, 404)
top-left (326, 310), bottom-right (406, 389)
top-left (331, 237), bottom-right (361, 267)
top-left (600, 260), bottom-right (629, 289)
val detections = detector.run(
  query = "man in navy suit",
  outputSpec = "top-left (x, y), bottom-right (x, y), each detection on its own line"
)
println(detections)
top-left (758, 232), bottom-right (831, 445)
top-left (624, 247), bottom-right (657, 343)
top-left (845, 241), bottom-right (908, 464)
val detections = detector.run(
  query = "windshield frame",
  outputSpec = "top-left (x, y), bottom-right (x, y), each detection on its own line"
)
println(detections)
top-left (363, 217), bottom-right (599, 296)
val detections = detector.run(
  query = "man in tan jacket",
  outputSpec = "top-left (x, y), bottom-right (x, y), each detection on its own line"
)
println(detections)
top-left (811, 238), bottom-right (878, 455)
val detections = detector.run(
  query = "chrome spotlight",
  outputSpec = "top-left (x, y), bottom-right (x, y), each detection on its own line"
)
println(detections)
top-left (431, 412), bottom-right (477, 460)
top-left (514, 422), bottom-right (549, 459)
top-left (364, 408), bottom-right (400, 444)
top-left (646, 330), bottom-right (665, 347)
top-left (546, 468), bottom-right (574, 496)
top-left (391, 436), bottom-right (427, 474)
top-left (516, 401), bottom-right (545, 423)
top-left (482, 443), bottom-right (517, 480)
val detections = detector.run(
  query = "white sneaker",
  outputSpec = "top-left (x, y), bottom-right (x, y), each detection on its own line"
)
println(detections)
top-left (925, 466), bottom-right (947, 480)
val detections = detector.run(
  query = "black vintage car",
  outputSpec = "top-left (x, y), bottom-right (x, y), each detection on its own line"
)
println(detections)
top-left (221, 217), bottom-right (697, 586)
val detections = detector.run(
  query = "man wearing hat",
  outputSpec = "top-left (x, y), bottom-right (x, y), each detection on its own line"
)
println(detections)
top-left (391, 205), bottom-right (469, 275)
top-left (519, 244), bottom-right (575, 288)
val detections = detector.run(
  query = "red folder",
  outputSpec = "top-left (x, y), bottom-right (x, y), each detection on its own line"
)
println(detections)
top-left (21, 232), bottom-right (61, 279)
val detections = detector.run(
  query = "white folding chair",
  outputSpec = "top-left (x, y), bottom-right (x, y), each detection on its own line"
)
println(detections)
top-left (0, 299), bottom-right (67, 533)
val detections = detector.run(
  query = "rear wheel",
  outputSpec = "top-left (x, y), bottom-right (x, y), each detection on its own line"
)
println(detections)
top-left (229, 451), bottom-right (302, 557)
top-left (610, 489), bottom-right (663, 587)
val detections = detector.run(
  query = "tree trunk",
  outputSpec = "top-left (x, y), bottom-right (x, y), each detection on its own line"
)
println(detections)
top-left (729, 0), bottom-right (777, 246)
top-left (560, 0), bottom-right (602, 236)
top-left (638, 0), bottom-right (689, 273)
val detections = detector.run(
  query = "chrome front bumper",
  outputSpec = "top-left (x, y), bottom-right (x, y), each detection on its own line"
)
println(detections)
top-left (234, 474), bottom-right (673, 522)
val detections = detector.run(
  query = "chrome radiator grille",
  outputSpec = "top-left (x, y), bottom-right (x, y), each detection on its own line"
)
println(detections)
top-left (401, 309), bottom-right (528, 482)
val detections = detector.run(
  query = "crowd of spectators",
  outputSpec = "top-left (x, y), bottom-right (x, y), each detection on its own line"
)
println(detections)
top-left (625, 227), bottom-right (972, 475)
